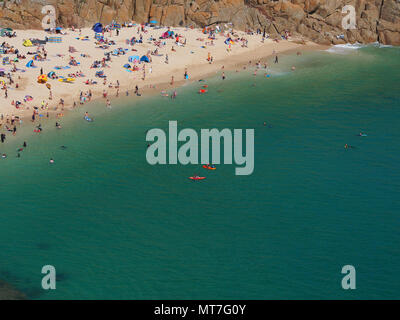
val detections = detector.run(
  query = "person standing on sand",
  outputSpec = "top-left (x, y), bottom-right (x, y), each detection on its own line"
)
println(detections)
top-left (165, 54), bottom-right (169, 64)
top-left (171, 76), bottom-right (174, 86)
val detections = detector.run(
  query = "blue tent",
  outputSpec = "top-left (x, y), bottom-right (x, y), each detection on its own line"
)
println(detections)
top-left (92, 23), bottom-right (103, 33)
top-left (123, 63), bottom-right (131, 69)
top-left (140, 55), bottom-right (150, 63)
top-left (128, 55), bottom-right (140, 62)
top-left (26, 60), bottom-right (34, 68)
top-left (47, 71), bottom-right (56, 77)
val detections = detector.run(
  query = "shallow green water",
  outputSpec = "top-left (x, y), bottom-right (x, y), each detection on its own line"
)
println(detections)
top-left (0, 45), bottom-right (399, 299)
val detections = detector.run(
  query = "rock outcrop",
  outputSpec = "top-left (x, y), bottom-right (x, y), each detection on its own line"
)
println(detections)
top-left (0, 0), bottom-right (399, 45)
top-left (0, 279), bottom-right (25, 300)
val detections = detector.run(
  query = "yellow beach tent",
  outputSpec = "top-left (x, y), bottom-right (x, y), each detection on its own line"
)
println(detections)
top-left (23, 39), bottom-right (33, 47)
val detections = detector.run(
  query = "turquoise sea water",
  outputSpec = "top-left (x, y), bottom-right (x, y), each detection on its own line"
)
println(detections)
top-left (0, 45), bottom-right (399, 299)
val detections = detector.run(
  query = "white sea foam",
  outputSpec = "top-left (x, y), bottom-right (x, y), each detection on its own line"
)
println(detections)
top-left (326, 43), bottom-right (366, 54)
top-left (372, 42), bottom-right (394, 48)
top-left (327, 42), bottom-right (395, 54)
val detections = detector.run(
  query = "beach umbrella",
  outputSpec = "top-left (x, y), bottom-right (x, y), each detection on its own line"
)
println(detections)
top-left (92, 23), bottom-right (103, 33)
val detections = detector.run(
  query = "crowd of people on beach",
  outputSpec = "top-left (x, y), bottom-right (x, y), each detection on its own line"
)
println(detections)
top-left (0, 20), bottom-right (302, 161)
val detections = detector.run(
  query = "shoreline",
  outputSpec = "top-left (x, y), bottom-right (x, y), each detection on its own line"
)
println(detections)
top-left (0, 25), bottom-right (328, 141)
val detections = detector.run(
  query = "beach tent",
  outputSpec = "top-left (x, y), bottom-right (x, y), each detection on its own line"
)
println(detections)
top-left (92, 23), bottom-right (103, 33)
top-left (140, 55), bottom-right (150, 63)
top-left (37, 75), bottom-right (48, 84)
top-left (123, 63), bottom-right (131, 69)
top-left (26, 60), bottom-right (34, 68)
top-left (224, 39), bottom-right (234, 45)
top-left (47, 71), bottom-right (56, 78)
top-left (23, 39), bottom-right (33, 47)
top-left (128, 55), bottom-right (140, 62)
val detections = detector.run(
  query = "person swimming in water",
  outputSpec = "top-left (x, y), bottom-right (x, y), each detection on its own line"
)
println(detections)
top-left (50, 158), bottom-right (55, 164)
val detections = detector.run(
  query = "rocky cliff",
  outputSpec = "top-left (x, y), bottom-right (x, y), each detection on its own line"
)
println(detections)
top-left (0, 0), bottom-right (399, 45)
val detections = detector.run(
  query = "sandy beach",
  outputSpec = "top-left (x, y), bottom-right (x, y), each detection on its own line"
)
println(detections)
top-left (0, 25), bottom-right (325, 133)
